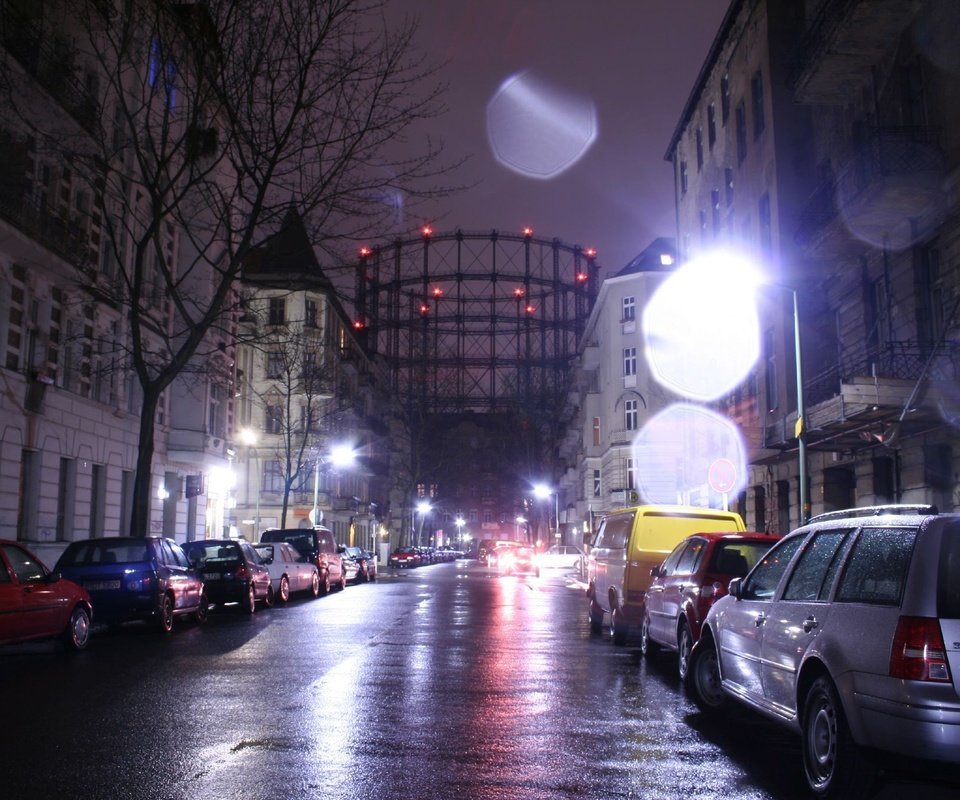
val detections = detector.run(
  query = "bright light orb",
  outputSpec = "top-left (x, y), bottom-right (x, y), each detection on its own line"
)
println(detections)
top-left (642, 252), bottom-right (760, 401)
top-left (632, 403), bottom-right (747, 505)
top-left (486, 70), bottom-right (597, 180)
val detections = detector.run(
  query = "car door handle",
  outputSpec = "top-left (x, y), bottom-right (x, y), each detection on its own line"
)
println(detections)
top-left (802, 616), bottom-right (818, 633)
top-left (754, 613), bottom-right (766, 627)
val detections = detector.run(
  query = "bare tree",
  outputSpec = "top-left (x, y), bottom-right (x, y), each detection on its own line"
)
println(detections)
top-left (2, 0), bottom-right (454, 534)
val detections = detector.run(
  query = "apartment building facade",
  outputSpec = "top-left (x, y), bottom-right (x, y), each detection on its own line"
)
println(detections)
top-left (666, 0), bottom-right (960, 531)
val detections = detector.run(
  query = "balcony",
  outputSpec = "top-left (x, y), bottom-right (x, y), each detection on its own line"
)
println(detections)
top-left (796, 127), bottom-right (945, 257)
top-left (0, 187), bottom-right (91, 268)
top-left (764, 339), bottom-right (958, 452)
top-left (790, 0), bottom-right (924, 105)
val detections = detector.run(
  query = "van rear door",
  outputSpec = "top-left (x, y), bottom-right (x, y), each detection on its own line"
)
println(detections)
top-left (591, 512), bottom-right (634, 614)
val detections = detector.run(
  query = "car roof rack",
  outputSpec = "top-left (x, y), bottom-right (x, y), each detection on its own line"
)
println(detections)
top-left (807, 504), bottom-right (939, 524)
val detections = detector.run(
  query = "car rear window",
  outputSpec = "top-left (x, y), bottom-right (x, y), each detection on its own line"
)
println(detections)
top-left (184, 542), bottom-right (241, 563)
top-left (938, 521), bottom-right (960, 618)
top-left (596, 514), bottom-right (632, 549)
top-left (835, 527), bottom-right (916, 605)
top-left (709, 541), bottom-right (774, 576)
top-left (58, 540), bottom-right (151, 566)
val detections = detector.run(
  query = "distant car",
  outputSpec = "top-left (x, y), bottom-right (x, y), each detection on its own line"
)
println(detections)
top-left (641, 531), bottom-right (780, 679)
top-left (253, 542), bottom-right (321, 602)
top-left (0, 540), bottom-right (93, 651)
top-left (486, 541), bottom-right (519, 568)
top-left (56, 537), bottom-right (208, 633)
top-left (182, 539), bottom-right (272, 613)
top-left (498, 544), bottom-right (538, 577)
top-left (538, 545), bottom-right (584, 571)
top-left (389, 546), bottom-right (420, 568)
top-left (259, 527), bottom-right (345, 594)
top-left (685, 505), bottom-right (960, 798)
top-left (340, 545), bottom-right (377, 582)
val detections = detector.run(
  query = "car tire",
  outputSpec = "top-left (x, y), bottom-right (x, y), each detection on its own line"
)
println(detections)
top-left (338, 571), bottom-right (347, 591)
top-left (677, 624), bottom-right (693, 680)
top-left (278, 575), bottom-right (290, 603)
top-left (242, 583), bottom-right (256, 614)
top-left (640, 616), bottom-right (659, 658)
top-left (588, 603), bottom-right (604, 636)
top-left (801, 675), bottom-right (876, 799)
top-left (62, 605), bottom-right (91, 651)
top-left (320, 573), bottom-right (331, 596)
top-left (157, 594), bottom-right (175, 633)
top-left (611, 607), bottom-right (628, 646)
top-left (685, 636), bottom-right (727, 713)
top-left (193, 591), bottom-right (210, 624)
top-left (265, 584), bottom-right (275, 608)
top-left (309, 572), bottom-right (321, 598)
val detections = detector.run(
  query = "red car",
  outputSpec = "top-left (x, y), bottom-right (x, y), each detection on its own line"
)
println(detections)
top-left (640, 531), bottom-right (780, 679)
top-left (388, 546), bottom-right (421, 568)
top-left (0, 540), bottom-right (93, 651)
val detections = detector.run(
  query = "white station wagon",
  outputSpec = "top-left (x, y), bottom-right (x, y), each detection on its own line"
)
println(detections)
top-left (685, 505), bottom-right (960, 798)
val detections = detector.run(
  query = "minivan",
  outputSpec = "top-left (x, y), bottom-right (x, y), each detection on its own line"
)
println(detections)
top-left (259, 527), bottom-right (344, 594)
top-left (586, 504), bottom-right (745, 644)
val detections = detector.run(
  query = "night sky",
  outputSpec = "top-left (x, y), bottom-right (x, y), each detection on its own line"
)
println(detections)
top-left (387, 0), bottom-right (732, 275)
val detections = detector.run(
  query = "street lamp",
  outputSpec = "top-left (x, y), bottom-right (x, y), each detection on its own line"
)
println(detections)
top-left (416, 500), bottom-right (431, 546)
top-left (313, 443), bottom-right (357, 527)
top-left (455, 515), bottom-right (465, 547)
top-left (791, 287), bottom-right (809, 524)
top-left (240, 427), bottom-right (260, 534)
top-left (533, 483), bottom-right (560, 545)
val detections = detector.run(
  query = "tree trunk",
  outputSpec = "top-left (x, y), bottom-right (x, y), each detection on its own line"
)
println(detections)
top-left (129, 390), bottom-right (160, 537)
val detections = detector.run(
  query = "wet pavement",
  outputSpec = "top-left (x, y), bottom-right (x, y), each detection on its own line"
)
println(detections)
top-left (1, 559), bottom-right (957, 799)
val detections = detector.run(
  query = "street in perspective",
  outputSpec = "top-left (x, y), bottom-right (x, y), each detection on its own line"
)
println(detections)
top-left (2, 557), bottom-right (957, 800)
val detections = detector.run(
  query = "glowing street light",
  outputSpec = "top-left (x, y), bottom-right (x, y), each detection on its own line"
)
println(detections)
top-left (533, 483), bottom-right (559, 543)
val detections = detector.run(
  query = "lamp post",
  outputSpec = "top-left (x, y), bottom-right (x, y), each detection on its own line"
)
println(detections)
top-left (240, 428), bottom-right (260, 535)
top-left (455, 515), bottom-right (465, 548)
top-left (416, 500), bottom-right (431, 546)
top-left (312, 443), bottom-right (357, 528)
top-left (791, 288), bottom-right (809, 525)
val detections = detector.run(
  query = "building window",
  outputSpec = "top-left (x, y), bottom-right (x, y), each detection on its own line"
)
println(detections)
top-left (695, 127), bottom-right (703, 171)
top-left (305, 299), bottom-right (318, 328)
top-left (266, 350), bottom-right (283, 378)
top-left (263, 460), bottom-right (282, 492)
top-left (592, 417), bottom-right (601, 446)
top-left (208, 383), bottom-right (226, 439)
top-left (593, 469), bottom-right (601, 497)
top-left (724, 167), bottom-right (734, 206)
top-left (736, 101), bottom-right (747, 164)
top-left (919, 244), bottom-right (944, 346)
top-left (758, 193), bottom-right (772, 255)
top-left (707, 103), bottom-right (716, 148)
top-left (754, 485), bottom-right (766, 532)
top-left (679, 160), bottom-right (688, 195)
top-left (268, 297), bottom-right (285, 326)
top-left (764, 328), bottom-right (778, 412)
top-left (751, 69), bottom-right (765, 139)
top-left (266, 404), bottom-right (282, 434)
top-left (622, 295), bottom-right (636, 321)
top-left (625, 398), bottom-right (638, 431)
top-left (626, 458), bottom-right (635, 490)
top-left (623, 347), bottom-right (637, 377)
top-left (721, 74), bottom-right (730, 124)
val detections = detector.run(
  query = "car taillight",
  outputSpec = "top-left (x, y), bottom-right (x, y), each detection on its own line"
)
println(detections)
top-left (235, 564), bottom-right (248, 580)
top-left (125, 571), bottom-right (155, 591)
top-left (889, 616), bottom-right (951, 682)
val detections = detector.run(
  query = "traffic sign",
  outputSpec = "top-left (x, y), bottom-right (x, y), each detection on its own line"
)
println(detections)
top-left (708, 458), bottom-right (738, 493)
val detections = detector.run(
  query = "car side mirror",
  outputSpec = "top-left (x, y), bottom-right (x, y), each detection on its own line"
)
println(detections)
top-left (650, 565), bottom-right (661, 579)
top-left (45, 571), bottom-right (62, 583)
top-left (728, 577), bottom-right (743, 599)
top-left (262, 556), bottom-right (273, 565)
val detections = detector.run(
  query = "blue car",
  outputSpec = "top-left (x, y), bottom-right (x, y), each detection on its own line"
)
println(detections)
top-left (55, 537), bottom-right (208, 633)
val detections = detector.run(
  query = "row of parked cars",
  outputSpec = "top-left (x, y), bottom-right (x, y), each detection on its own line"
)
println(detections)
top-left (585, 503), bottom-right (960, 798)
top-left (0, 526), bottom-right (379, 651)
top-left (387, 545), bottom-right (463, 568)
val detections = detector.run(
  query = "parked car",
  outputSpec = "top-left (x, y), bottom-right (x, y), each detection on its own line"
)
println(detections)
top-left (259, 527), bottom-right (345, 593)
top-left (253, 542), bottom-right (321, 602)
top-left (641, 531), bottom-right (780, 678)
top-left (338, 546), bottom-right (361, 584)
top-left (586, 504), bottom-right (746, 644)
top-left (340, 545), bottom-right (377, 582)
top-left (56, 537), bottom-right (208, 633)
top-left (498, 544), bottom-right (539, 577)
top-left (389, 546), bottom-right (421, 568)
top-left (182, 539), bottom-right (272, 613)
top-left (0, 540), bottom-right (93, 651)
top-left (685, 505), bottom-right (960, 798)
top-left (538, 544), bottom-right (584, 571)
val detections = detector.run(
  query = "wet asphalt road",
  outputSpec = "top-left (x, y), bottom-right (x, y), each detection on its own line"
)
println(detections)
top-left (1, 559), bottom-right (958, 800)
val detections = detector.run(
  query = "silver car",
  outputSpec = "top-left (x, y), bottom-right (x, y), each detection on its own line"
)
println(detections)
top-left (685, 504), bottom-right (960, 798)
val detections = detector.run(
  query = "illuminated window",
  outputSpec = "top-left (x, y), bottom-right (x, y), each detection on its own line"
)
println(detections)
top-left (593, 469), bottom-right (601, 497)
top-left (626, 458), bottom-right (635, 490)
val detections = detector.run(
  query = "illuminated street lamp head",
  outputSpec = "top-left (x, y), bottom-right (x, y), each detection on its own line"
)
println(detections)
top-left (417, 501), bottom-right (431, 515)
top-left (239, 428), bottom-right (257, 446)
top-left (329, 444), bottom-right (356, 470)
top-left (533, 483), bottom-right (552, 500)
top-left (455, 516), bottom-right (465, 527)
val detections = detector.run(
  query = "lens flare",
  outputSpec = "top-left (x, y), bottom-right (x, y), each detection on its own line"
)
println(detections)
top-left (632, 403), bottom-right (747, 505)
top-left (642, 252), bottom-right (760, 401)
top-left (486, 70), bottom-right (597, 179)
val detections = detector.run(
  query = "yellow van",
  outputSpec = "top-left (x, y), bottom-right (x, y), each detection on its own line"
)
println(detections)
top-left (586, 505), bottom-right (745, 644)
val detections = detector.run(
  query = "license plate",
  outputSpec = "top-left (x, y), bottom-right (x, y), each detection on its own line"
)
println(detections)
top-left (203, 573), bottom-right (221, 580)
top-left (85, 580), bottom-right (121, 591)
